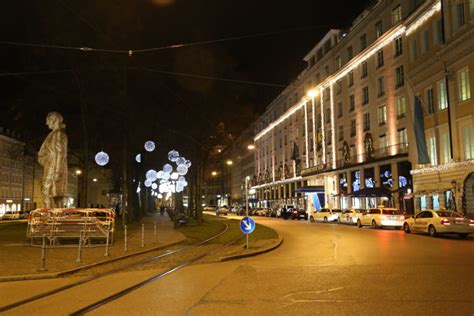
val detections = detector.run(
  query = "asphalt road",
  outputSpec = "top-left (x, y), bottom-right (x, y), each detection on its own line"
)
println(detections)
top-left (1, 217), bottom-right (473, 315)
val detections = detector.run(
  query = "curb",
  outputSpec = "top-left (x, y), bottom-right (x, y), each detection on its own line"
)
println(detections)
top-left (0, 239), bottom-right (185, 282)
top-left (219, 233), bottom-right (284, 262)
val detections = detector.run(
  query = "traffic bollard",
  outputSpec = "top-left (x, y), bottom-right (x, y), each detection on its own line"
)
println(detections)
top-left (141, 223), bottom-right (145, 248)
top-left (40, 234), bottom-right (46, 271)
top-left (104, 231), bottom-right (110, 257)
top-left (124, 225), bottom-right (128, 252)
top-left (154, 220), bottom-right (157, 243)
top-left (76, 231), bottom-right (83, 263)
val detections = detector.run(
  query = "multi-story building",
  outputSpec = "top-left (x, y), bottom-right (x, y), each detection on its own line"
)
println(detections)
top-left (253, 0), bottom-right (473, 214)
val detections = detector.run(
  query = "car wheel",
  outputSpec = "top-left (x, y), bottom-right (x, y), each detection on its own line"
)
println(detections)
top-left (323, 216), bottom-right (328, 223)
top-left (458, 233), bottom-right (468, 239)
top-left (428, 225), bottom-right (437, 237)
top-left (371, 220), bottom-right (378, 229)
top-left (357, 219), bottom-right (362, 228)
top-left (310, 216), bottom-right (314, 222)
top-left (403, 223), bottom-right (411, 233)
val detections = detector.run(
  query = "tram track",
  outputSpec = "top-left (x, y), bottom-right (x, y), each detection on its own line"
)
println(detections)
top-left (0, 220), bottom-right (243, 313)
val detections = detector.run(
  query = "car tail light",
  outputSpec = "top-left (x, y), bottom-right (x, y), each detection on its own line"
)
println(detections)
top-left (400, 215), bottom-right (405, 220)
top-left (440, 218), bottom-right (451, 225)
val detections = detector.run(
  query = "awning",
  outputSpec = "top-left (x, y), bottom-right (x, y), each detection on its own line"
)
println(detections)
top-left (295, 186), bottom-right (325, 193)
top-left (349, 187), bottom-right (392, 197)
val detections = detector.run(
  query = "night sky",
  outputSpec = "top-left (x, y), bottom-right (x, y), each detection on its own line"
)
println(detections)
top-left (0, 0), bottom-right (368, 157)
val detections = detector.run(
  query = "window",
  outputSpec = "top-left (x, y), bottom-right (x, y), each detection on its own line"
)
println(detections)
top-left (377, 77), bottom-right (385, 97)
top-left (362, 87), bottom-right (369, 105)
top-left (453, 2), bottom-right (465, 30)
top-left (337, 102), bottom-right (343, 118)
top-left (378, 105), bottom-right (387, 125)
top-left (428, 135), bottom-right (438, 165)
top-left (395, 66), bottom-right (404, 88)
top-left (325, 65), bottom-right (330, 76)
top-left (347, 46), bottom-right (353, 60)
top-left (427, 88), bottom-right (435, 113)
top-left (411, 39), bottom-right (417, 62)
top-left (438, 80), bottom-right (448, 110)
top-left (421, 30), bottom-right (430, 54)
top-left (361, 61), bottom-right (368, 78)
top-left (360, 33), bottom-right (367, 51)
top-left (348, 71), bottom-right (354, 87)
top-left (363, 112), bottom-right (371, 131)
top-left (441, 132), bottom-right (451, 163)
top-left (398, 128), bottom-right (407, 145)
top-left (336, 56), bottom-right (342, 70)
top-left (326, 109), bottom-right (331, 123)
top-left (379, 134), bottom-right (388, 149)
top-left (336, 80), bottom-right (342, 95)
top-left (434, 19), bottom-right (443, 44)
top-left (349, 94), bottom-right (355, 112)
top-left (339, 125), bottom-right (344, 141)
top-left (350, 120), bottom-right (356, 137)
top-left (376, 50), bottom-right (384, 68)
top-left (458, 67), bottom-right (471, 101)
top-left (375, 20), bottom-right (383, 38)
top-left (463, 126), bottom-right (474, 159)
top-left (394, 37), bottom-right (403, 56)
top-left (396, 96), bottom-right (407, 118)
top-left (392, 5), bottom-right (402, 25)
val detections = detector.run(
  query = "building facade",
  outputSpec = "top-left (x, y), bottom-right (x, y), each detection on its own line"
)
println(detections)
top-left (253, 0), bottom-right (473, 214)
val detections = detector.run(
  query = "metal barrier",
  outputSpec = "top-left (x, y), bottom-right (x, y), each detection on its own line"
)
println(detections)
top-left (27, 208), bottom-right (115, 246)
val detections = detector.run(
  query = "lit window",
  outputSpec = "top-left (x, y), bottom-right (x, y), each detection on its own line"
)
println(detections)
top-left (378, 105), bottom-right (387, 125)
top-left (463, 126), bottom-right (474, 159)
top-left (375, 20), bottom-right (383, 38)
top-left (392, 5), bottom-right (402, 25)
top-left (377, 77), bottom-right (385, 97)
top-left (441, 132), bottom-right (451, 164)
top-left (394, 37), bottom-right (403, 57)
top-left (348, 71), bottom-right (354, 87)
top-left (438, 80), bottom-right (448, 110)
top-left (379, 134), bottom-right (388, 149)
top-left (428, 135), bottom-right (438, 165)
top-left (458, 67), bottom-right (471, 101)
top-left (396, 97), bottom-right (407, 118)
top-left (398, 128), bottom-right (407, 145)
top-left (395, 66), bottom-right (404, 88)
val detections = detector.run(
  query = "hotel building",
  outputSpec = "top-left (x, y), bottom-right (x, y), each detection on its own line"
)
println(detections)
top-left (253, 0), bottom-right (474, 214)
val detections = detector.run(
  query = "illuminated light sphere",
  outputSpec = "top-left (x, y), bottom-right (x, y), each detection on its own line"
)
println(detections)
top-left (171, 172), bottom-right (179, 180)
top-left (185, 160), bottom-right (192, 168)
top-left (177, 164), bottom-right (188, 176)
top-left (176, 157), bottom-right (186, 166)
top-left (163, 164), bottom-right (173, 173)
top-left (176, 184), bottom-right (184, 193)
top-left (157, 170), bottom-right (165, 179)
top-left (178, 176), bottom-right (186, 183)
top-left (95, 151), bottom-right (110, 166)
top-left (157, 193), bottom-right (163, 199)
top-left (168, 150), bottom-right (180, 162)
top-left (162, 172), bottom-right (171, 180)
top-left (159, 184), bottom-right (166, 193)
top-left (144, 179), bottom-right (152, 187)
top-left (182, 180), bottom-right (188, 187)
top-left (135, 154), bottom-right (141, 163)
top-left (151, 183), bottom-right (158, 190)
top-left (144, 141), bottom-right (156, 152)
top-left (146, 169), bottom-right (158, 181)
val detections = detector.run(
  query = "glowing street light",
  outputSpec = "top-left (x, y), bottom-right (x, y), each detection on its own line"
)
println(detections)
top-left (211, 171), bottom-right (218, 176)
top-left (92, 178), bottom-right (98, 182)
top-left (247, 144), bottom-right (255, 150)
top-left (75, 169), bottom-right (82, 175)
top-left (226, 160), bottom-right (233, 166)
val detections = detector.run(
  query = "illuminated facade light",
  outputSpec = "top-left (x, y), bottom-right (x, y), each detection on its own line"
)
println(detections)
top-left (75, 169), bottom-right (82, 175)
top-left (247, 144), bottom-right (255, 150)
top-left (406, 1), bottom-right (441, 36)
top-left (211, 171), bottom-right (218, 176)
top-left (307, 90), bottom-right (318, 98)
top-left (226, 160), bottom-right (233, 166)
top-left (92, 178), bottom-right (98, 182)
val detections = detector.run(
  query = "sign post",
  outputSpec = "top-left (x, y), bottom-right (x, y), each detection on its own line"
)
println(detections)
top-left (245, 176), bottom-right (249, 248)
top-left (240, 216), bottom-right (255, 249)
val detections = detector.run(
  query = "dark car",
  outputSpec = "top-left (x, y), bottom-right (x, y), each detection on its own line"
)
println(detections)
top-left (291, 208), bottom-right (308, 220)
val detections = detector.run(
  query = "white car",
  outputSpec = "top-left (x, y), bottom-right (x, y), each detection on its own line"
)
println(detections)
top-left (403, 210), bottom-right (474, 239)
top-left (339, 209), bottom-right (365, 224)
top-left (216, 207), bottom-right (229, 216)
top-left (310, 208), bottom-right (343, 222)
top-left (357, 208), bottom-right (405, 229)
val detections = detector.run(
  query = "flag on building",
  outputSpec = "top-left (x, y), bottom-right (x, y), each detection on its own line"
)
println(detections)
top-left (413, 96), bottom-right (430, 164)
top-left (291, 141), bottom-right (300, 163)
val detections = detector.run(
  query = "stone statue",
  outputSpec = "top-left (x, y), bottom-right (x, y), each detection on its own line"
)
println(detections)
top-left (38, 112), bottom-right (68, 208)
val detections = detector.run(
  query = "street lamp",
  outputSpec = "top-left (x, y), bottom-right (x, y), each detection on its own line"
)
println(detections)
top-left (211, 171), bottom-right (218, 176)
top-left (75, 169), bottom-right (82, 175)
top-left (247, 144), bottom-right (255, 150)
top-left (226, 160), bottom-right (233, 166)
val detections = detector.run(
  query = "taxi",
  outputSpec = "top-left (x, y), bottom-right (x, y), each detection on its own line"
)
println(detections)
top-left (403, 210), bottom-right (474, 239)
top-left (339, 209), bottom-right (365, 225)
top-left (357, 207), bottom-right (405, 229)
top-left (309, 208), bottom-right (343, 223)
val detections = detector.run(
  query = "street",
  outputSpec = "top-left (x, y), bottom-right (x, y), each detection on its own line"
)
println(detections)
top-left (1, 217), bottom-right (473, 315)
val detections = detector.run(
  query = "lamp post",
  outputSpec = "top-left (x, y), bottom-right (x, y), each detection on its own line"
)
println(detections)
top-left (245, 175), bottom-right (250, 249)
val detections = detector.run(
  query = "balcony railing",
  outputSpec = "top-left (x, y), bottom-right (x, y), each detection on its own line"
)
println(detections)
top-left (336, 143), bottom-right (408, 169)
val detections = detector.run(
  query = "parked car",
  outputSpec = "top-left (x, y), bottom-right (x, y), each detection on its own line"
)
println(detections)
top-left (256, 208), bottom-right (268, 216)
top-left (291, 208), bottom-right (308, 220)
top-left (357, 208), bottom-right (405, 229)
top-left (230, 206), bottom-right (241, 214)
top-left (309, 208), bottom-right (343, 222)
top-left (203, 206), bottom-right (216, 212)
top-left (281, 205), bottom-right (295, 220)
top-left (403, 210), bottom-right (474, 239)
top-left (2, 211), bottom-right (20, 220)
top-left (339, 209), bottom-right (365, 225)
top-left (216, 206), bottom-right (229, 216)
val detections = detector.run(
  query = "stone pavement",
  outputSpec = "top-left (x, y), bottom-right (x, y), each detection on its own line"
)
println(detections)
top-left (0, 213), bottom-right (186, 280)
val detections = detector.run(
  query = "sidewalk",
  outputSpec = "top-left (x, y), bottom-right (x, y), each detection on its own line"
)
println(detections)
top-left (0, 213), bottom-right (186, 280)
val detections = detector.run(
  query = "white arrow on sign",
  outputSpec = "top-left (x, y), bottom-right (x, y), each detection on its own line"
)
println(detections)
top-left (242, 219), bottom-right (251, 230)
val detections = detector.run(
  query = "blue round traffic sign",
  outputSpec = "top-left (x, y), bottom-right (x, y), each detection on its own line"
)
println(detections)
top-left (240, 217), bottom-right (255, 234)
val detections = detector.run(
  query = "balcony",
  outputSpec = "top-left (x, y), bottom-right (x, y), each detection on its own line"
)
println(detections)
top-left (335, 143), bottom-right (409, 169)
